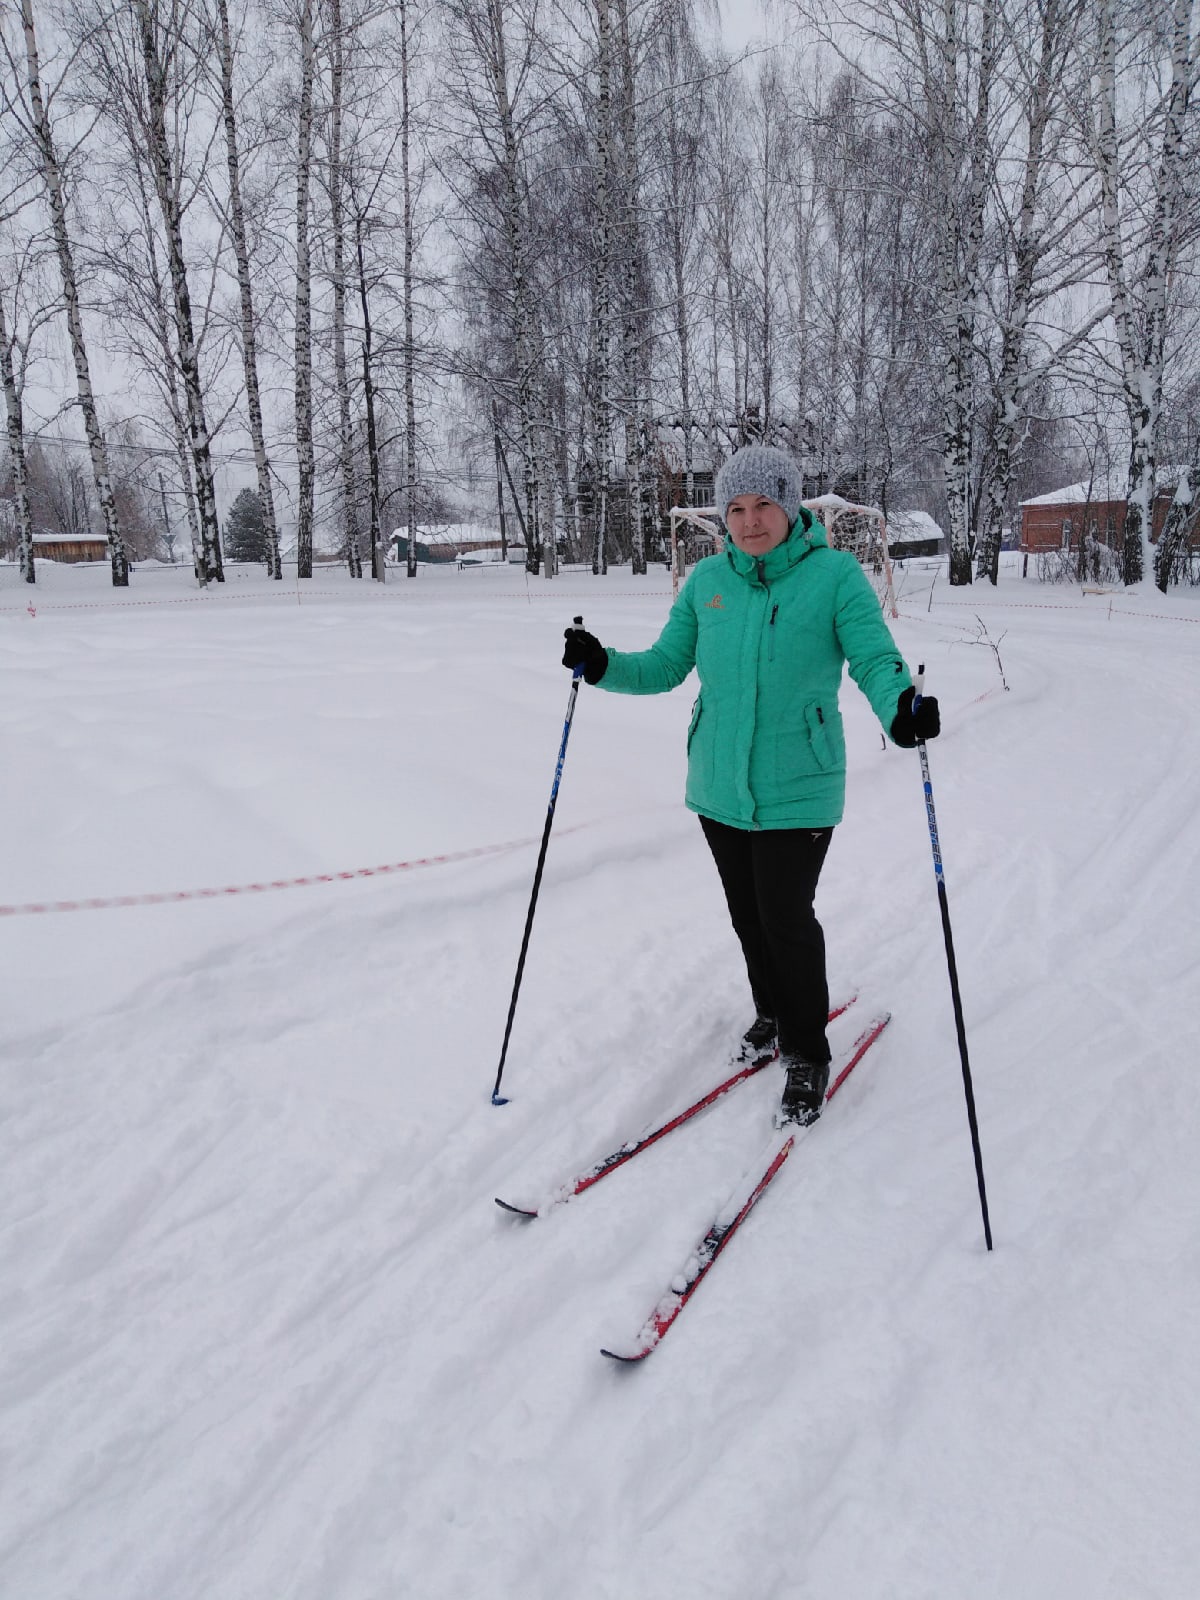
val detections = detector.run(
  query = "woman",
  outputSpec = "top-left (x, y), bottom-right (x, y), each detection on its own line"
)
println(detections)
top-left (562, 444), bottom-right (939, 1126)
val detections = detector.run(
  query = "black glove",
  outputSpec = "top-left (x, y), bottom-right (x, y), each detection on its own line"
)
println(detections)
top-left (890, 685), bottom-right (940, 747)
top-left (562, 623), bottom-right (608, 685)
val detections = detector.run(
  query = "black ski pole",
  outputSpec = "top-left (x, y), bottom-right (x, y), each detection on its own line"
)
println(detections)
top-left (913, 666), bottom-right (994, 1250)
top-left (491, 618), bottom-right (588, 1106)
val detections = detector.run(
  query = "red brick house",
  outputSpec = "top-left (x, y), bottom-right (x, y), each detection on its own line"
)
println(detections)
top-left (1019, 476), bottom-right (1180, 553)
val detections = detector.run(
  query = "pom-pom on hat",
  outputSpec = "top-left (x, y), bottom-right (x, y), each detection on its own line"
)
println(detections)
top-left (714, 444), bottom-right (804, 528)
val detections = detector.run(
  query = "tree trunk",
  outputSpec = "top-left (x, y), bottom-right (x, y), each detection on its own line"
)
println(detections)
top-left (214, 0), bottom-right (281, 579)
top-left (294, 0), bottom-right (317, 578)
top-left (0, 294), bottom-right (35, 583)
top-left (400, 0), bottom-right (419, 580)
top-left (20, 0), bottom-right (128, 585)
top-left (1094, 0), bottom-right (1194, 589)
top-left (327, 0), bottom-right (362, 578)
top-left (614, 0), bottom-right (646, 573)
top-left (134, 0), bottom-right (224, 585)
top-left (590, 0), bottom-right (613, 574)
top-left (355, 215), bottom-right (385, 579)
top-left (1156, 463), bottom-right (1199, 588)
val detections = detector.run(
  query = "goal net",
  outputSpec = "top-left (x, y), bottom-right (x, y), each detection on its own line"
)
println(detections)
top-left (668, 495), bottom-right (898, 617)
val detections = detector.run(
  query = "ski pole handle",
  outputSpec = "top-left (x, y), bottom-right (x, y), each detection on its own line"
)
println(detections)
top-left (913, 663), bottom-right (925, 713)
top-left (568, 615), bottom-right (586, 680)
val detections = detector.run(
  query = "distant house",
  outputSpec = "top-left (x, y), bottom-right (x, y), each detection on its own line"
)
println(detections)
top-left (390, 523), bottom-right (525, 564)
top-left (886, 510), bottom-right (947, 559)
top-left (1019, 475), bottom-right (1180, 553)
top-left (33, 533), bottom-right (108, 563)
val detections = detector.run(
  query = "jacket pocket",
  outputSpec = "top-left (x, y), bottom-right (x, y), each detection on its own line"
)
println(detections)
top-left (773, 701), bottom-right (839, 785)
top-left (804, 702), bottom-right (835, 769)
top-left (687, 695), bottom-right (703, 753)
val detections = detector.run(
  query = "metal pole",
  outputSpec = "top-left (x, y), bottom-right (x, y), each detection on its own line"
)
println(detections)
top-left (913, 666), bottom-right (994, 1250)
top-left (491, 619), bottom-right (587, 1105)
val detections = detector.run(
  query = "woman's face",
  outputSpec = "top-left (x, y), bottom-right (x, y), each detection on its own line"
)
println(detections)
top-left (726, 494), bottom-right (791, 555)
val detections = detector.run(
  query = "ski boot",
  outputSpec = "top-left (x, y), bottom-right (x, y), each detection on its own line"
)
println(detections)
top-left (737, 1012), bottom-right (778, 1064)
top-left (777, 1055), bottom-right (831, 1127)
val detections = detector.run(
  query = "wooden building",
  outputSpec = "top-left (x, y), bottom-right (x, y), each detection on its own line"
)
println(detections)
top-left (32, 534), bottom-right (109, 563)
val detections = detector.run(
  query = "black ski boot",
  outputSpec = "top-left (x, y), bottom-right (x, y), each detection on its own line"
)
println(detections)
top-left (738, 1013), bottom-right (777, 1063)
top-left (778, 1056), bottom-right (831, 1127)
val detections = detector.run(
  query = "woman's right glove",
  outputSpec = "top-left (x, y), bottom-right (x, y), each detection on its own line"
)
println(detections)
top-left (890, 685), bottom-right (940, 747)
top-left (562, 625), bottom-right (608, 685)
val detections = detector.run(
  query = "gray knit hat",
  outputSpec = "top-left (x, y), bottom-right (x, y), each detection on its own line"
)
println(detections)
top-left (714, 445), bottom-right (804, 527)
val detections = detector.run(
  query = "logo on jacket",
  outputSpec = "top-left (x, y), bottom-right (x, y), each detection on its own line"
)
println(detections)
top-left (704, 594), bottom-right (725, 609)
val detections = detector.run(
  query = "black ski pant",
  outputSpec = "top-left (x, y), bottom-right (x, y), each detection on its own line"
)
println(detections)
top-left (699, 815), bottom-right (834, 1066)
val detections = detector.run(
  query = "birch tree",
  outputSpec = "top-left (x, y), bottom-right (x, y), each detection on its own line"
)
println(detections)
top-left (210, 0), bottom-right (282, 578)
top-left (321, 0), bottom-right (363, 577)
top-left (2, 0), bottom-right (129, 583)
top-left (0, 239), bottom-right (38, 580)
top-left (293, 0), bottom-right (317, 577)
top-left (806, 0), bottom-right (999, 583)
top-left (1090, 0), bottom-right (1199, 589)
top-left (651, 0), bottom-right (705, 506)
top-left (440, 0), bottom-right (554, 574)
top-left (972, 0), bottom-right (1100, 583)
top-left (397, 0), bottom-right (419, 579)
top-left (131, 0), bottom-right (224, 582)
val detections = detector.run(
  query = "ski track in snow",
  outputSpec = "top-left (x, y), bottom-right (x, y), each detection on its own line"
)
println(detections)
top-left (2, 559), bottom-right (1199, 1599)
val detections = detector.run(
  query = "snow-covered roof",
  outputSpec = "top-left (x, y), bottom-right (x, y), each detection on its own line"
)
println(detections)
top-left (1020, 469), bottom-right (1184, 508)
top-left (887, 510), bottom-right (945, 539)
top-left (33, 533), bottom-right (105, 544)
top-left (805, 493), bottom-right (856, 512)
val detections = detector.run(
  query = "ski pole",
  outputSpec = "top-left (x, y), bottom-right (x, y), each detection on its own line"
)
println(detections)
top-left (912, 666), bottom-right (994, 1251)
top-left (491, 617), bottom-right (588, 1105)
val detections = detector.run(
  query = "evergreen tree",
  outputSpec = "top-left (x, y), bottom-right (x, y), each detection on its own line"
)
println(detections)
top-left (224, 488), bottom-right (267, 561)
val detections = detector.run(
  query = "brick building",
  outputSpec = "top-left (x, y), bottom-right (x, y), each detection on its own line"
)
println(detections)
top-left (1019, 476), bottom-right (1179, 553)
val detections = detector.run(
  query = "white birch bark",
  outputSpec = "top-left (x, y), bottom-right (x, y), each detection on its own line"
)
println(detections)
top-left (976, 0), bottom-right (1073, 583)
top-left (19, 0), bottom-right (128, 584)
top-left (213, 0), bottom-right (281, 579)
top-left (134, 0), bottom-right (224, 585)
top-left (327, 0), bottom-right (361, 579)
top-left (614, 0), bottom-right (644, 573)
top-left (939, 0), bottom-right (995, 586)
top-left (400, 0), bottom-right (417, 581)
top-left (354, 212), bottom-right (384, 578)
top-left (590, 0), bottom-right (613, 574)
top-left (1093, 0), bottom-right (1196, 589)
top-left (1156, 462), bottom-right (1199, 588)
top-left (293, 0), bottom-right (316, 579)
top-left (486, 0), bottom-right (542, 574)
top-left (0, 289), bottom-right (34, 582)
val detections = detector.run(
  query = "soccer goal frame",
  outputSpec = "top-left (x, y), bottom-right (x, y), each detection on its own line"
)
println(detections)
top-left (667, 496), bottom-right (898, 617)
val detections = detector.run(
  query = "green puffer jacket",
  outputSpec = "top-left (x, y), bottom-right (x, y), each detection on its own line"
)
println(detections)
top-left (599, 511), bottom-right (912, 829)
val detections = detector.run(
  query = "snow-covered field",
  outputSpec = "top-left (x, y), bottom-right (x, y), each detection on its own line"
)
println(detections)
top-left (3, 555), bottom-right (1199, 1599)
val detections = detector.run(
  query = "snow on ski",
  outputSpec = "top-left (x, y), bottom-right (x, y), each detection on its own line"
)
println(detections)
top-left (600, 1013), bottom-right (891, 1363)
top-left (494, 998), bottom-right (858, 1218)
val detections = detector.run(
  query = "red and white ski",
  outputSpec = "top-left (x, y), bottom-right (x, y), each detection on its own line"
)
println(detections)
top-left (600, 1013), bottom-right (890, 1363)
top-left (494, 998), bottom-right (858, 1219)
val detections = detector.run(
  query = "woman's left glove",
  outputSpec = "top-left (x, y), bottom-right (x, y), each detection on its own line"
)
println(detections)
top-left (562, 625), bottom-right (608, 684)
top-left (890, 686), bottom-right (940, 747)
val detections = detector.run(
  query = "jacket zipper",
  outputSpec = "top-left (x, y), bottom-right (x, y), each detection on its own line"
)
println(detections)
top-left (768, 602), bottom-right (779, 661)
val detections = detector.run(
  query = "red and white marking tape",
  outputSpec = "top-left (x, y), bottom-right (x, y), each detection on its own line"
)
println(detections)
top-left (0, 835), bottom-right (555, 918)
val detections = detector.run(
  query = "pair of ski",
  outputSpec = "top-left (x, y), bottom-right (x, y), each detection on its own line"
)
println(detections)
top-left (496, 1001), bottom-right (891, 1362)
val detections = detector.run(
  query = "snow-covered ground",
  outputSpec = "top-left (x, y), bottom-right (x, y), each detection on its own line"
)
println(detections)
top-left (3, 555), bottom-right (1199, 1599)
